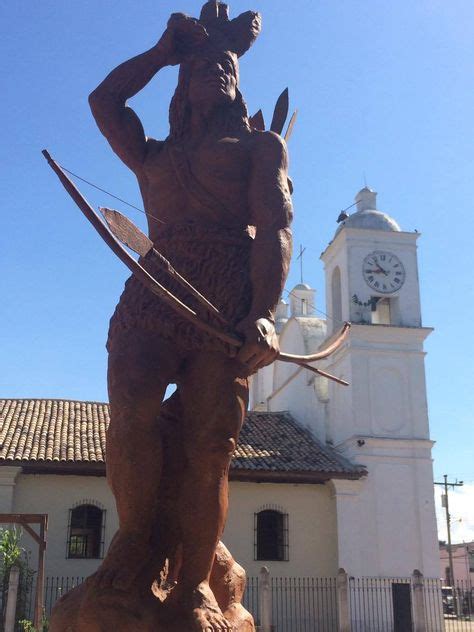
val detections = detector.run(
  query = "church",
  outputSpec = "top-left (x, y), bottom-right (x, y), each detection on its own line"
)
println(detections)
top-left (250, 185), bottom-right (440, 579)
top-left (0, 187), bottom-right (440, 587)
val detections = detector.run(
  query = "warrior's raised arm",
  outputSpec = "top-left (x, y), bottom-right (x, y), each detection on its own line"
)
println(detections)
top-left (88, 14), bottom-right (208, 172)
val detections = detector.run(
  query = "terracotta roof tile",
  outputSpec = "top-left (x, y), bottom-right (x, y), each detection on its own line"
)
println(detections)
top-left (0, 399), bottom-right (365, 478)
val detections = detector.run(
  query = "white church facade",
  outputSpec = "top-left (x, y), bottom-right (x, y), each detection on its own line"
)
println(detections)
top-left (250, 186), bottom-right (440, 578)
top-left (0, 187), bottom-right (440, 586)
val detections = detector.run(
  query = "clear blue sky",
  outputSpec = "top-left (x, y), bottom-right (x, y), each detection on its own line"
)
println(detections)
top-left (1, 0), bottom-right (473, 489)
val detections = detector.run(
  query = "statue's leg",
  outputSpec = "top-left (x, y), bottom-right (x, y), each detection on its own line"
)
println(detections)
top-left (173, 351), bottom-right (248, 631)
top-left (156, 394), bottom-right (254, 630)
top-left (211, 542), bottom-right (255, 631)
top-left (50, 338), bottom-right (186, 632)
top-left (97, 330), bottom-right (184, 591)
top-left (154, 390), bottom-right (186, 586)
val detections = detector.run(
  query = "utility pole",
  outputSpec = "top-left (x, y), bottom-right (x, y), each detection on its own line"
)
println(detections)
top-left (434, 475), bottom-right (464, 589)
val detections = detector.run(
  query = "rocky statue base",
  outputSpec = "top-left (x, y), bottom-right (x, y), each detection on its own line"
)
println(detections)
top-left (49, 541), bottom-right (254, 632)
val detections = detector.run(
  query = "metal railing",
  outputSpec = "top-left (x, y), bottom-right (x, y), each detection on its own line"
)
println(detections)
top-left (349, 576), bottom-right (410, 631)
top-left (348, 575), bottom-right (473, 632)
top-left (11, 575), bottom-right (86, 626)
top-left (242, 574), bottom-right (259, 622)
top-left (6, 571), bottom-right (473, 631)
top-left (271, 576), bottom-right (338, 632)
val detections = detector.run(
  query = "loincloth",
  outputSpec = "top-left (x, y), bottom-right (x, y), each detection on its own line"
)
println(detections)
top-left (107, 221), bottom-right (253, 354)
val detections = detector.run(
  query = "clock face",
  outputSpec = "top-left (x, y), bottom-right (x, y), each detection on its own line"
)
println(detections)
top-left (362, 251), bottom-right (406, 294)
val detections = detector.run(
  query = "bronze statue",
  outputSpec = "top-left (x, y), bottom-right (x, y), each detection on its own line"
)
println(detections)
top-left (49, 2), bottom-right (293, 630)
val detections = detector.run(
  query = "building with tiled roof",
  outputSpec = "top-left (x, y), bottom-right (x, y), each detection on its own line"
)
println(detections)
top-left (0, 397), bottom-right (366, 581)
top-left (0, 398), bottom-right (365, 482)
top-left (0, 187), bottom-right (440, 587)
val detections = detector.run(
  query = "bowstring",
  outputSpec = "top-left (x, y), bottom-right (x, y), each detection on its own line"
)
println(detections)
top-left (59, 164), bottom-right (166, 225)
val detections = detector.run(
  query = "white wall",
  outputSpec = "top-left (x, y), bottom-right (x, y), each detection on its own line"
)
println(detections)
top-left (11, 473), bottom-right (117, 579)
top-left (226, 481), bottom-right (338, 577)
top-left (323, 323), bottom-right (440, 578)
top-left (267, 318), bottom-right (329, 442)
top-left (325, 325), bottom-right (432, 445)
top-left (3, 473), bottom-right (338, 580)
top-left (0, 467), bottom-right (21, 512)
top-left (332, 439), bottom-right (440, 578)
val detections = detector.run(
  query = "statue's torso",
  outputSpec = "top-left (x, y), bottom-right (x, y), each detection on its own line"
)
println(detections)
top-left (140, 133), bottom-right (254, 242)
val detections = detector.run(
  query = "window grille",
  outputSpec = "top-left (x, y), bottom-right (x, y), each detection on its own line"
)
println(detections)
top-left (66, 504), bottom-right (106, 559)
top-left (254, 510), bottom-right (289, 561)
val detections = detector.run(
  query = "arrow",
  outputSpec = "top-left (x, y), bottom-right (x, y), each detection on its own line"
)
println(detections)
top-left (100, 207), bottom-right (227, 325)
top-left (249, 109), bottom-right (265, 131)
top-left (41, 149), bottom-right (240, 348)
top-left (284, 110), bottom-right (298, 142)
top-left (42, 149), bottom-right (350, 384)
top-left (270, 87), bottom-right (289, 135)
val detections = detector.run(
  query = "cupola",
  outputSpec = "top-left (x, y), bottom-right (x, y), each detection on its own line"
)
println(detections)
top-left (290, 284), bottom-right (316, 317)
top-left (335, 187), bottom-right (401, 235)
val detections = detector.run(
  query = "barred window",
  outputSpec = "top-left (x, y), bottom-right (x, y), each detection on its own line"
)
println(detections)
top-left (67, 504), bottom-right (105, 559)
top-left (254, 510), bottom-right (289, 561)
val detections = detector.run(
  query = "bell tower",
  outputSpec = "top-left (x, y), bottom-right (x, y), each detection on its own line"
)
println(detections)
top-left (323, 187), bottom-right (422, 334)
top-left (320, 187), bottom-right (439, 577)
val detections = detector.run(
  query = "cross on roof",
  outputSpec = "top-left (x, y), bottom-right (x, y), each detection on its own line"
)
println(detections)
top-left (296, 244), bottom-right (306, 284)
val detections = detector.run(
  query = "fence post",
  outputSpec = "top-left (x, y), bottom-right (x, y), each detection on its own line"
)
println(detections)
top-left (337, 568), bottom-right (350, 632)
top-left (412, 569), bottom-right (427, 632)
top-left (259, 566), bottom-right (272, 632)
top-left (4, 564), bottom-right (20, 632)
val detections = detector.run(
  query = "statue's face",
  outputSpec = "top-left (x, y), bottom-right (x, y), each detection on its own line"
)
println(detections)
top-left (188, 52), bottom-right (238, 109)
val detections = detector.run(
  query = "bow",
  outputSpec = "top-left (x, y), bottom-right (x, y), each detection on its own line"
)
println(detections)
top-left (42, 149), bottom-right (350, 385)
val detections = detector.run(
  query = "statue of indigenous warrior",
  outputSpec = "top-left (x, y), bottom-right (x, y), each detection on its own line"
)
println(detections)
top-left (49, 2), bottom-right (293, 630)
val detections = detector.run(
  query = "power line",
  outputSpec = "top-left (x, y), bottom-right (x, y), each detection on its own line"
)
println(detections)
top-left (59, 164), bottom-right (356, 326)
top-left (283, 288), bottom-right (345, 327)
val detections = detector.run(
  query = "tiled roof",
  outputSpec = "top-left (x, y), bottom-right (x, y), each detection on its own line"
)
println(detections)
top-left (0, 399), bottom-right (365, 480)
top-left (234, 411), bottom-right (363, 476)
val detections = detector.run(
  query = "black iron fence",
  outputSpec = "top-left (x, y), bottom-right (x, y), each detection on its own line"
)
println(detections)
top-left (439, 579), bottom-right (474, 632)
top-left (349, 576), bottom-right (409, 631)
top-left (243, 574), bottom-right (259, 622)
top-left (242, 576), bottom-right (338, 632)
top-left (0, 570), bottom-right (35, 632)
top-left (6, 575), bottom-right (86, 629)
top-left (4, 572), bottom-right (473, 631)
top-left (348, 576), bottom-right (473, 632)
top-left (271, 577), bottom-right (338, 632)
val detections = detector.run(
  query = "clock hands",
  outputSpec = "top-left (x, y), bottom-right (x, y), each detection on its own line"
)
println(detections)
top-left (363, 251), bottom-right (405, 294)
top-left (369, 259), bottom-right (389, 276)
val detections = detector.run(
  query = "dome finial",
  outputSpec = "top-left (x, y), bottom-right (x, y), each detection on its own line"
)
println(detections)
top-left (355, 186), bottom-right (377, 212)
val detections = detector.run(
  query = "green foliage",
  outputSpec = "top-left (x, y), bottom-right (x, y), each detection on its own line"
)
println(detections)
top-left (17, 611), bottom-right (49, 632)
top-left (0, 527), bottom-right (23, 571)
top-left (0, 528), bottom-right (36, 629)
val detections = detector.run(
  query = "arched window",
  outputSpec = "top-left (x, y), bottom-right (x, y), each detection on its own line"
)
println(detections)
top-left (67, 504), bottom-right (105, 559)
top-left (254, 510), bottom-right (289, 561)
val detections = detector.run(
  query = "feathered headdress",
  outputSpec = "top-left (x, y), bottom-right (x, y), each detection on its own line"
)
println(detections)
top-left (197, 1), bottom-right (262, 57)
